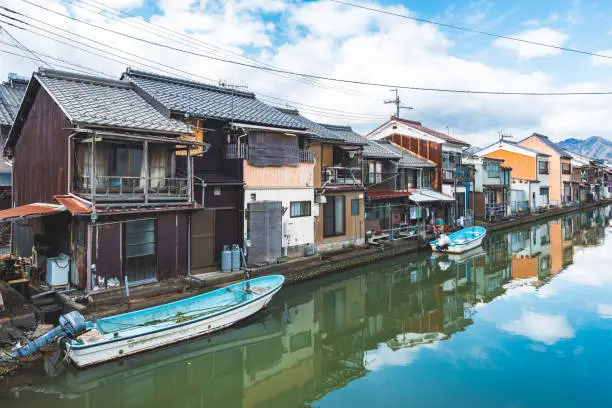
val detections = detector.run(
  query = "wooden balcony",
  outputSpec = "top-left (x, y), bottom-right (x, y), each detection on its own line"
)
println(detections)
top-left (322, 167), bottom-right (362, 187)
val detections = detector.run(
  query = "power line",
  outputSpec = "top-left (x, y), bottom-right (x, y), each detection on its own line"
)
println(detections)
top-left (0, 17), bottom-right (390, 120)
top-left (0, 47), bottom-right (107, 76)
top-left (0, 25), bottom-right (51, 68)
top-left (329, 0), bottom-right (612, 61)
top-left (8, 2), bottom-right (612, 96)
top-left (56, 0), bottom-right (374, 98)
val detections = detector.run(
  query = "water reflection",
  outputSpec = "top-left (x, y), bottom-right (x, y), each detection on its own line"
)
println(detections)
top-left (3, 206), bottom-right (611, 408)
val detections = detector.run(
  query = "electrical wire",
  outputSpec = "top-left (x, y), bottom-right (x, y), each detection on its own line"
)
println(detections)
top-left (329, 0), bottom-right (612, 61)
top-left (8, 2), bottom-right (612, 96)
top-left (0, 25), bottom-right (51, 68)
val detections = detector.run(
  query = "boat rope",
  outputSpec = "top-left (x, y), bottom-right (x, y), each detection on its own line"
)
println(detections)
top-left (96, 289), bottom-right (250, 334)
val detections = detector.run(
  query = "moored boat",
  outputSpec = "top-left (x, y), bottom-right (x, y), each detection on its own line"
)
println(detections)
top-left (430, 226), bottom-right (486, 254)
top-left (13, 275), bottom-right (285, 368)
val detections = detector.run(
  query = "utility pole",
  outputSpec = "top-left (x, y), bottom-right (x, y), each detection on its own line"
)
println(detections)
top-left (384, 89), bottom-right (413, 118)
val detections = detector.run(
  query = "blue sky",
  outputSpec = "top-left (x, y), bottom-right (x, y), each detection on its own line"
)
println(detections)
top-left (1, 0), bottom-right (612, 145)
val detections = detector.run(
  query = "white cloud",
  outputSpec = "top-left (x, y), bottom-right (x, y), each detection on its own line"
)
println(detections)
top-left (494, 28), bottom-right (568, 60)
top-left (499, 311), bottom-right (575, 345)
top-left (365, 337), bottom-right (443, 371)
top-left (597, 304), bottom-right (612, 319)
top-left (1, 0), bottom-right (612, 147)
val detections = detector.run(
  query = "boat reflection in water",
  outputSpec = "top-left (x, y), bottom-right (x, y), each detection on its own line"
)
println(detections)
top-left (4, 206), bottom-right (612, 408)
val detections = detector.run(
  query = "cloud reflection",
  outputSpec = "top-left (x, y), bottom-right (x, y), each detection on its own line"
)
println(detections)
top-left (499, 311), bottom-right (575, 345)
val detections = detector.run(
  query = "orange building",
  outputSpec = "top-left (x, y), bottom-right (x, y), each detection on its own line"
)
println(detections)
top-left (477, 140), bottom-right (551, 213)
top-left (519, 133), bottom-right (573, 206)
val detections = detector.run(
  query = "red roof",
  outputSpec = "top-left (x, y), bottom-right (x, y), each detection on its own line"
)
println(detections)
top-left (54, 195), bottom-right (92, 215)
top-left (367, 190), bottom-right (411, 199)
top-left (0, 203), bottom-right (65, 222)
top-left (392, 117), bottom-right (470, 146)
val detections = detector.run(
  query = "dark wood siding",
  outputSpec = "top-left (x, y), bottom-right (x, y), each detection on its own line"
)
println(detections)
top-left (95, 223), bottom-right (121, 280)
top-left (157, 212), bottom-right (188, 280)
top-left (13, 87), bottom-right (72, 206)
top-left (389, 134), bottom-right (443, 191)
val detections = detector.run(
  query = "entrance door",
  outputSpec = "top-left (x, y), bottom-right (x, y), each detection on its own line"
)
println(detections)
top-left (124, 219), bottom-right (157, 283)
top-left (190, 209), bottom-right (215, 269)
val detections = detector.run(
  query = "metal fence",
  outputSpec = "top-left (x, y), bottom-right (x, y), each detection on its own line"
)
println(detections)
top-left (323, 167), bottom-right (362, 186)
top-left (76, 176), bottom-right (189, 199)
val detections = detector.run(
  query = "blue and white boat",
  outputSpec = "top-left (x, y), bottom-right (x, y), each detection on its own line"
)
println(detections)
top-left (14, 275), bottom-right (285, 368)
top-left (430, 226), bottom-right (486, 254)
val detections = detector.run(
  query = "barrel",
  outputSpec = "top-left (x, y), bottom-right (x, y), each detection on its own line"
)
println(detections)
top-left (231, 244), bottom-right (241, 271)
top-left (221, 245), bottom-right (232, 272)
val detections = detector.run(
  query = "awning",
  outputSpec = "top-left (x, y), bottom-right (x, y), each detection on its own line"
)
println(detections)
top-left (409, 189), bottom-right (455, 203)
top-left (0, 203), bottom-right (66, 222)
top-left (367, 190), bottom-right (411, 200)
top-left (54, 195), bottom-right (92, 215)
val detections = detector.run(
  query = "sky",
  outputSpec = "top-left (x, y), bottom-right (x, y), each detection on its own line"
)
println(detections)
top-left (1, 0), bottom-right (612, 147)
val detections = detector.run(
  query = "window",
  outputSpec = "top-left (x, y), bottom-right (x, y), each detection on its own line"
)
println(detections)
top-left (538, 161), bottom-right (549, 175)
top-left (124, 219), bottom-right (156, 282)
top-left (111, 146), bottom-right (143, 177)
top-left (368, 161), bottom-right (382, 184)
top-left (290, 201), bottom-right (311, 218)
top-left (323, 195), bottom-right (345, 237)
top-left (486, 161), bottom-right (500, 178)
top-left (539, 187), bottom-right (549, 196)
top-left (562, 162), bottom-right (571, 175)
top-left (351, 199), bottom-right (360, 215)
top-left (290, 331), bottom-right (312, 352)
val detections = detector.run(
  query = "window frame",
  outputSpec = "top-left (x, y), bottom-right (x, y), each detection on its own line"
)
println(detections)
top-left (323, 195), bottom-right (346, 237)
top-left (538, 161), bottom-right (549, 175)
top-left (289, 201), bottom-right (311, 218)
top-left (561, 162), bottom-right (571, 175)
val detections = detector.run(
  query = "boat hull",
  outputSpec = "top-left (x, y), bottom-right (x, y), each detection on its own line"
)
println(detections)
top-left (66, 286), bottom-right (280, 368)
top-left (430, 235), bottom-right (485, 254)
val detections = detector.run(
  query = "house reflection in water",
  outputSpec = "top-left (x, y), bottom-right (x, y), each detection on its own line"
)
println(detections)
top-left (8, 209), bottom-right (611, 408)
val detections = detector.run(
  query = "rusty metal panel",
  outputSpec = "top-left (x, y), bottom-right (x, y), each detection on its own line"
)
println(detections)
top-left (13, 87), bottom-right (71, 206)
top-left (95, 223), bottom-right (121, 280)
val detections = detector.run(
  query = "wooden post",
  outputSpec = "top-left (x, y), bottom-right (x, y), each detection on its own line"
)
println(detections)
top-left (91, 132), bottom-right (96, 207)
top-left (187, 146), bottom-right (192, 202)
top-left (143, 141), bottom-right (149, 203)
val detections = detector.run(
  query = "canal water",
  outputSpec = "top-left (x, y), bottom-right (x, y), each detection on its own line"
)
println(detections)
top-left (1, 206), bottom-right (611, 408)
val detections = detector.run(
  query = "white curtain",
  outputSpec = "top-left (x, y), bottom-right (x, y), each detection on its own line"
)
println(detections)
top-left (149, 145), bottom-right (167, 189)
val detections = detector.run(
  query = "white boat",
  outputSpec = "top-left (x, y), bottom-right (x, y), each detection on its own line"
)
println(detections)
top-left (13, 275), bottom-right (285, 368)
top-left (66, 275), bottom-right (284, 368)
top-left (430, 226), bottom-right (486, 254)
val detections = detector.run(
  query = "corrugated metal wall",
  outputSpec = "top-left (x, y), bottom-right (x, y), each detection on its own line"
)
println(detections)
top-left (247, 201), bottom-right (282, 264)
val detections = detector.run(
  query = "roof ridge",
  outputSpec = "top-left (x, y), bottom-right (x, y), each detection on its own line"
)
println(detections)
top-left (125, 68), bottom-right (256, 99)
top-left (38, 68), bottom-right (131, 89)
top-left (319, 123), bottom-right (353, 131)
top-left (276, 107), bottom-right (299, 115)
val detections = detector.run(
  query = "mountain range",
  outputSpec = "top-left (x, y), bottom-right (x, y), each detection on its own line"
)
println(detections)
top-left (558, 136), bottom-right (612, 162)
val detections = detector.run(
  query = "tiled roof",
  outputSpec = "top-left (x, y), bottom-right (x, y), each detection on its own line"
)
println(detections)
top-left (124, 69), bottom-right (304, 130)
top-left (0, 77), bottom-right (27, 127)
top-left (480, 140), bottom-right (551, 157)
top-left (318, 123), bottom-right (399, 159)
top-left (35, 69), bottom-right (192, 134)
top-left (376, 140), bottom-right (437, 168)
top-left (521, 133), bottom-right (572, 158)
top-left (392, 117), bottom-right (470, 146)
top-left (275, 108), bottom-right (343, 141)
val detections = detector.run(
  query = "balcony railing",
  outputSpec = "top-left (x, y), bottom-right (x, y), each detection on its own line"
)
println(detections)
top-left (299, 149), bottom-right (315, 163)
top-left (225, 143), bottom-right (248, 159)
top-left (485, 203), bottom-right (507, 219)
top-left (323, 167), bottom-right (362, 186)
top-left (76, 176), bottom-right (189, 201)
top-left (443, 166), bottom-right (473, 182)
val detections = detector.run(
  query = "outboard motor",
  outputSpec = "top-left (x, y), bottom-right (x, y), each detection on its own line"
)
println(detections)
top-left (12, 311), bottom-right (87, 358)
top-left (436, 234), bottom-right (451, 250)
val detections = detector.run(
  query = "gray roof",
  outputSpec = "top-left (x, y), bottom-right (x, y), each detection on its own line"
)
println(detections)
top-left (376, 140), bottom-right (437, 168)
top-left (522, 133), bottom-right (571, 158)
top-left (35, 69), bottom-right (192, 134)
top-left (0, 76), bottom-right (27, 127)
top-left (275, 108), bottom-right (343, 141)
top-left (318, 123), bottom-right (400, 159)
top-left (124, 69), bottom-right (305, 130)
top-left (480, 140), bottom-right (551, 157)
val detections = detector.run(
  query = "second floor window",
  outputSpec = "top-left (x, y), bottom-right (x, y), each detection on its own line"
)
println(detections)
top-left (486, 161), bottom-right (500, 178)
top-left (539, 161), bottom-right (549, 175)
top-left (562, 162), bottom-right (571, 174)
top-left (290, 201), bottom-right (311, 218)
